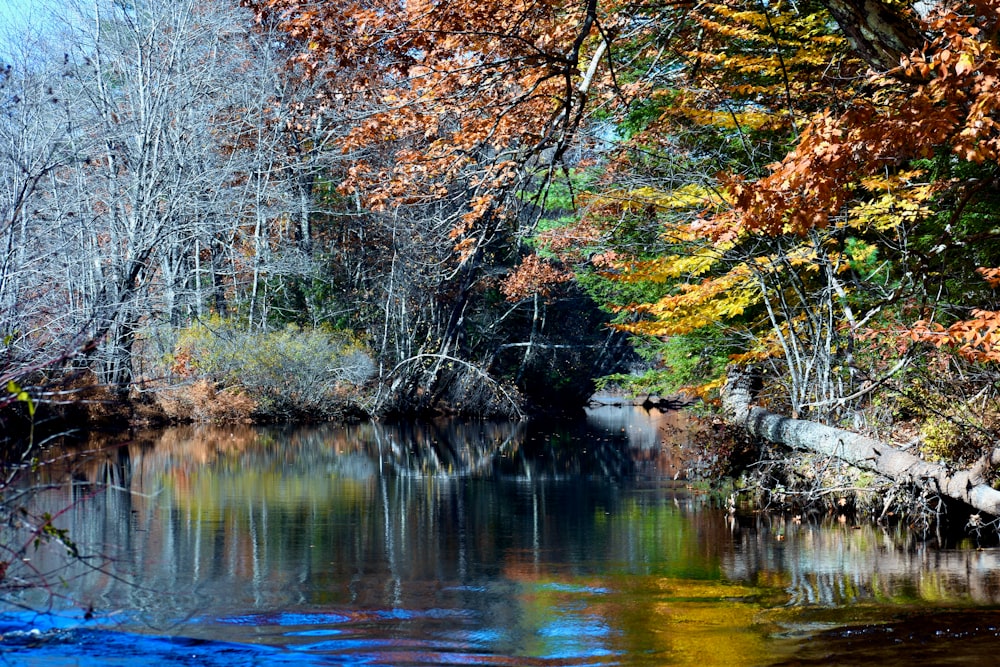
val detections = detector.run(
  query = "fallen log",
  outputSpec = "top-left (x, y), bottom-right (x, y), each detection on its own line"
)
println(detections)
top-left (722, 367), bottom-right (1000, 517)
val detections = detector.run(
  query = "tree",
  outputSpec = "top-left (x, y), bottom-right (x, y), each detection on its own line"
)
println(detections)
top-left (0, 0), bottom-right (293, 397)
top-left (534, 0), bottom-right (1000, 428)
top-left (531, 0), bottom-right (875, 412)
top-left (0, 30), bottom-right (90, 381)
top-left (241, 0), bottom-right (628, 415)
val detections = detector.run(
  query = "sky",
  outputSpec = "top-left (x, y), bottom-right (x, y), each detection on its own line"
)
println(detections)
top-left (0, 0), bottom-right (42, 31)
top-left (0, 0), bottom-right (57, 60)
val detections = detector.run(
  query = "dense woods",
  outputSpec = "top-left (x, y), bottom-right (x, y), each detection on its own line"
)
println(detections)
top-left (6, 0), bottom-right (1000, 506)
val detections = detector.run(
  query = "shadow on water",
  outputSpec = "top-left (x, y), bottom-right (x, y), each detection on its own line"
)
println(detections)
top-left (3, 406), bottom-right (1000, 665)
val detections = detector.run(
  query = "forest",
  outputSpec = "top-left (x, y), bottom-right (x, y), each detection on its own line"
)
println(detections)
top-left (5, 0), bottom-right (1000, 512)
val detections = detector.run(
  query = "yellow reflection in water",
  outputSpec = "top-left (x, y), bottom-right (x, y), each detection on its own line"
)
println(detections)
top-left (601, 577), bottom-right (787, 666)
top-left (504, 572), bottom-right (791, 666)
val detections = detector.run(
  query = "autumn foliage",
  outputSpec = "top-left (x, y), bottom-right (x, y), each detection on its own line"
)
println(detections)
top-left (13, 0), bottom-right (1000, 424)
top-left (243, 0), bottom-right (606, 248)
top-left (242, 0), bottom-right (1000, 417)
top-left (526, 0), bottom-right (1000, 418)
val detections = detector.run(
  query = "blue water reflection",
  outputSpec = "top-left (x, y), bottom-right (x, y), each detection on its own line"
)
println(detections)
top-left (4, 406), bottom-right (1000, 665)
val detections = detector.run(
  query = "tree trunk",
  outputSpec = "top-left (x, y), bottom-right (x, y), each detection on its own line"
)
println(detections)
top-left (722, 366), bottom-right (1000, 517)
top-left (821, 0), bottom-right (926, 72)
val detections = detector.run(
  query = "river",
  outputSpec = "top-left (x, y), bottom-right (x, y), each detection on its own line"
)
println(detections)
top-left (2, 403), bottom-right (1000, 665)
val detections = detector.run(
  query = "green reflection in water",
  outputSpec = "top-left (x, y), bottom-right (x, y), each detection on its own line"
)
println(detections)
top-left (6, 415), bottom-right (1000, 666)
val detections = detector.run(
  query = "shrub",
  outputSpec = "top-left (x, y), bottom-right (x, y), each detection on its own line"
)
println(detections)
top-left (919, 417), bottom-right (963, 463)
top-left (167, 318), bottom-right (375, 420)
top-left (155, 379), bottom-right (258, 423)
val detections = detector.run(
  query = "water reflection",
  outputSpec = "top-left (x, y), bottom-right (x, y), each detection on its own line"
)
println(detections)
top-left (727, 514), bottom-right (1000, 607)
top-left (2, 408), bottom-right (1000, 665)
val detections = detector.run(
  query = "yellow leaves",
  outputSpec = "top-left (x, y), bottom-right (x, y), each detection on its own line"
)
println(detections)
top-left (729, 331), bottom-right (786, 364)
top-left (754, 243), bottom-right (821, 273)
top-left (693, 376), bottom-right (726, 400)
top-left (956, 51), bottom-right (976, 76)
top-left (848, 190), bottom-right (933, 232)
top-left (6, 381), bottom-right (35, 418)
top-left (617, 263), bottom-right (760, 337)
top-left (706, 4), bottom-right (768, 31)
top-left (847, 173), bottom-right (939, 233)
top-left (681, 0), bottom-right (863, 128)
top-left (845, 239), bottom-right (877, 266)
top-left (598, 184), bottom-right (725, 216)
top-left (611, 257), bottom-right (675, 284)
top-left (669, 248), bottom-right (730, 279)
top-left (684, 108), bottom-right (778, 131)
top-left (610, 239), bottom-right (732, 285)
top-left (858, 170), bottom-right (927, 192)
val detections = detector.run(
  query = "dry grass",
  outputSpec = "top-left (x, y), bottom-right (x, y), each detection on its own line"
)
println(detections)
top-left (154, 379), bottom-right (257, 423)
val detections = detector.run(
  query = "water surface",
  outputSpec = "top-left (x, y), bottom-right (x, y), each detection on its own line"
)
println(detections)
top-left (3, 405), bottom-right (1000, 665)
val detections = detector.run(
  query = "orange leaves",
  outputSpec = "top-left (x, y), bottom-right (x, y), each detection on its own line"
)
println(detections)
top-left (248, 0), bottom-right (582, 204)
top-left (908, 310), bottom-right (1000, 362)
top-left (904, 267), bottom-right (1000, 363)
top-left (456, 194), bottom-right (496, 239)
top-left (700, 0), bottom-right (1000, 240)
top-left (500, 254), bottom-right (572, 302)
top-left (977, 267), bottom-right (1000, 288)
top-left (535, 219), bottom-right (604, 259)
top-left (727, 85), bottom-right (959, 239)
top-left (894, 0), bottom-right (1000, 162)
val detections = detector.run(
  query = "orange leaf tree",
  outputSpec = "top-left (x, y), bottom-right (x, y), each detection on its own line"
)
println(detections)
top-left (241, 0), bottom-right (631, 413)
top-left (241, 0), bottom-right (1000, 419)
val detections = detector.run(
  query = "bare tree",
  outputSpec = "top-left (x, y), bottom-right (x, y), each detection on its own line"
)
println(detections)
top-left (0, 0), bottom-right (290, 395)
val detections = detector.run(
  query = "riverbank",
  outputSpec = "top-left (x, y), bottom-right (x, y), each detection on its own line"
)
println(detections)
top-left (719, 366), bottom-right (1000, 537)
top-left (4, 368), bottom-right (997, 541)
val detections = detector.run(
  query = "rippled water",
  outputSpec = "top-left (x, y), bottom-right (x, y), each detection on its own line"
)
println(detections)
top-left (3, 404), bottom-right (1000, 665)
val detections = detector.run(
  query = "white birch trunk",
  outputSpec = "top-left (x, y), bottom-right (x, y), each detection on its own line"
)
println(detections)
top-left (723, 367), bottom-right (1000, 517)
